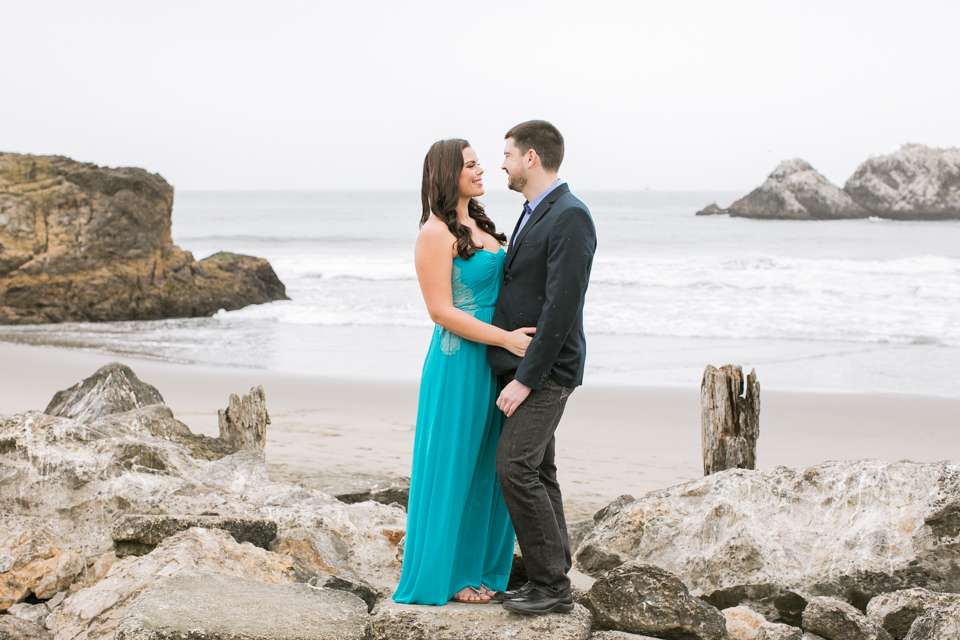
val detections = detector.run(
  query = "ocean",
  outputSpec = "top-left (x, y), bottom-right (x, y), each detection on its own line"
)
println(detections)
top-left (2, 190), bottom-right (958, 397)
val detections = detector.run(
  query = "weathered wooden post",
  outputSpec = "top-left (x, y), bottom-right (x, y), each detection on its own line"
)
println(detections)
top-left (218, 386), bottom-right (270, 455)
top-left (701, 365), bottom-right (760, 475)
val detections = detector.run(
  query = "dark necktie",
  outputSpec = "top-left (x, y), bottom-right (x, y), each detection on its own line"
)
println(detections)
top-left (512, 203), bottom-right (533, 245)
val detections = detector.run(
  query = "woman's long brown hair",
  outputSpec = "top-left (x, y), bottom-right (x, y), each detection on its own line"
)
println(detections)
top-left (420, 139), bottom-right (507, 259)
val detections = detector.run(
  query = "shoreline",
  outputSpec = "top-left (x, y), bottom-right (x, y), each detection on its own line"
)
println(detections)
top-left (3, 342), bottom-right (959, 521)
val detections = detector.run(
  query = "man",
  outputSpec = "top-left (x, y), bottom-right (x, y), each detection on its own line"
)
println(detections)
top-left (487, 120), bottom-right (597, 615)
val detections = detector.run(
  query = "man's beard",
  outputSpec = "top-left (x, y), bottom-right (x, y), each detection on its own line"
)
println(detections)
top-left (506, 167), bottom-right (527, 193)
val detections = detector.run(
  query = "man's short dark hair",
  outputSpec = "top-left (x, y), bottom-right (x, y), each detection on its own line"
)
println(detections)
top-left (505, 120), bottom-right (564, 172)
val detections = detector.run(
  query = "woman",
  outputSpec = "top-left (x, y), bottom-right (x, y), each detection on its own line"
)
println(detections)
top-left (392, 139), bottom-right (534, 605)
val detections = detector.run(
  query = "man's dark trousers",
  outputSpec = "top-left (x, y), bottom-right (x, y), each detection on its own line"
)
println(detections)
top-left (497, 375), bottom-right (574, 595)
top-left (488, 183), bottom-right (596, 598)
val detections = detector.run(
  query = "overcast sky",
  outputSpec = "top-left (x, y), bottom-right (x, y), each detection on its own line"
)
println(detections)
top-left (3, 1), bottom-right (958, 192)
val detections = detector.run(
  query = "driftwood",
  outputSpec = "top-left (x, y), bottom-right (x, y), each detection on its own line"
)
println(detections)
top-left (218, 386), bottom-right (270, 455)
top-left (701, 365), bottom-right (760, 475)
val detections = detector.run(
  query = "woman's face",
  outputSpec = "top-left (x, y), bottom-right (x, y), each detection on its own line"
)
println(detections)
top-left (459, 146), bottom-right (484, 198)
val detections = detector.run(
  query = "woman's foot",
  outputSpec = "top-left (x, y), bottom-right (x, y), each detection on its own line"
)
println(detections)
top-left (452, 586), bottom-right (491, 603)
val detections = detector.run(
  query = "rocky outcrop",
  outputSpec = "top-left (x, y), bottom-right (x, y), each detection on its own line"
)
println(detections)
top-left (0, 615), bottom-right (53, 639)
top-left (308, 569), bottom-right (379, 613)
top-left (725, 160), bottom-right (868, 220)
top-left (371, 599), bottom-right (593, 640)
top-left (576, 460), bottom-right (960, 611)
top-left (844, 144), bottom-right (960, 220)
top-left (0, 152), bottom-right (287, 324)
top-left (698, 145), bottom-right (960, 220)
top-left (585, 562), bottom-right (727, 640)
top-left (114, 570), bottom-right (370, 640)
top-left (0, 363), bottom-right (406, 627)
top-left (801, 596), bottom-right (892, 640)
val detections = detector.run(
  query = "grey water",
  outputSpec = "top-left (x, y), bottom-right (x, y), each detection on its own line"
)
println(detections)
top-left (2, 189), bottom-right (958, 396)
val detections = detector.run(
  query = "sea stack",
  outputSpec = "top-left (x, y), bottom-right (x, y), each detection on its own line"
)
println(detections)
top-left (0, 152), bottom-right (288, 324)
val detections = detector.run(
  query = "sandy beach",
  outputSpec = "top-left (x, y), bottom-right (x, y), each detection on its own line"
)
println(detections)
top-left (2, 341), bottom-right (958, 522)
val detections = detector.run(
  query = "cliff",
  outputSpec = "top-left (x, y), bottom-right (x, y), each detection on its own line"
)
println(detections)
top-left (0, 152), bottom-right (287, 324)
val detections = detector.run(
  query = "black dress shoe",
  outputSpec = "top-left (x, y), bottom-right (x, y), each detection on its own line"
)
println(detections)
top-left (501, 588), bottom-right (574, 615)
top-left (489, 582), bottom-right (535, 603)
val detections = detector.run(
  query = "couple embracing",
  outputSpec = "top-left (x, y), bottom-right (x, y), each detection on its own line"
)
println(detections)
top-left (392, 120), bottom-right (596, 615)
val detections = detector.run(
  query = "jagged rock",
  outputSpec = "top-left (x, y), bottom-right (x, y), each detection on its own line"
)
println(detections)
top-left (590, 633), bottom-right (664, 640)
top-left (696, 203), bottom-right (726, 216)
top-left (903, 597), bottom-right (960, 639)
top-left (0, 530), bottom-right (82, 611)
top-left (702, 584), bottom-right (808, 627)
top-left (867, 588), bottom-right (959, 639)
top-left (8, 602), bottom-right (49, 625)
top-left (45, 592), bottom-right (65, 611)
top-left (0, 555), bottom-right (13, 573)
top-left (594, 494), bottom-right (635, 524)
top-left (309, 569), bottom-right (378, 613)
top-left (218, 386), bottom-right (269, 455)
top-left (726, 160), bottom-right (867, 220)
top-left (114, 569), bottom-right (370, 640)
top-left (586, 561), bottom-right (727, 640)
top-left (45, 363), bottom-right (164, 423)
top-left (756, 623), bottom-right (802, 640)
top-left (0, 152), bottom-right (287, 325)
top-left (844, 144), bottom-right (960, 220)
top-left (299, 472), bottom-right (411, 508)
top-left (577, 460), bottom-right (960, 607)
top-left (56, 528), bottom-right (298, 640)
top-left (0, 615), bottom-right (53, 640)
top-left (371, 599), bottom-right (592, 640)
top-left (801, 596), bottom-right (892, 640)
top-left (724, 606), bottom-right (767, 640)
top-left (111, 514), bottom-right (278, 557)
top-left (1, 407), bottom-right (406, 592)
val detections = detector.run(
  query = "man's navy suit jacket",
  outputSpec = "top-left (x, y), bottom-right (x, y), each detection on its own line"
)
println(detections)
top-left (487, 183), bottom-right (597, 390)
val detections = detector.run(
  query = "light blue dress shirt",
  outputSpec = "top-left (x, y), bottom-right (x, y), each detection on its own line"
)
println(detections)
top-left (515, 179), bottom-right (564, 239)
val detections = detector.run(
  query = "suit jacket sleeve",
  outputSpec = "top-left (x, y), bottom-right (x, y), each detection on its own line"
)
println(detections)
top-left (513, 205), bottom-right (596, 390)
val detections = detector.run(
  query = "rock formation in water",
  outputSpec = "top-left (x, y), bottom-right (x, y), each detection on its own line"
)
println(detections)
top-left (699, 144), bottom-right (960, 220)
top-left (844, 144), bottom-right (960, 220)
top-left (0, 152), bottom-right (287, 324)
top-left (726, 160), bottom-right (868, 220)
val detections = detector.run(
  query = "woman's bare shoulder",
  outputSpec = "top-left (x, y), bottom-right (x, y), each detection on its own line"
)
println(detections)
top-left (418, 216), bottom-right (455, 246)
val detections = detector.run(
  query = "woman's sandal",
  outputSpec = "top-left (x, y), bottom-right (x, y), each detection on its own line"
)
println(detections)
top-left (451, 585), bottom-right (491, 603)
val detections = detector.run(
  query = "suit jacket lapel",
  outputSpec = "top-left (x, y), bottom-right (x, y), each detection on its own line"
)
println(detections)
top-left (506, 183), bottom-right (569, 271)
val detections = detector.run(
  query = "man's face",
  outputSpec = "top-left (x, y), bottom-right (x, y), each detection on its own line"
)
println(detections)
top-left (502, 138), bottom-right (528, 193)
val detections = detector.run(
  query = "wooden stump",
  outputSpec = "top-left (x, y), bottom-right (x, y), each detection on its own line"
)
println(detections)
top-left (701, 365), bottom-right (760, 476)
top-left (218, 386), bottom-right (270, 455)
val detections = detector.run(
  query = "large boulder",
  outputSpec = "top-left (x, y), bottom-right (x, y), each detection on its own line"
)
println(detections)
top-left (371, 599), bottom-right (592, 640)
top-left (0, 152), bottom-right (287, 324)
top-left (585, 561), bottom-right (727, 640)
top-left (801, 596), bottom-right (892, 640)
top-left (724, 160), bottom-right (868, 220)
top-left (299, 472), bottom-right (411, 509)
top-left (55, 528), bottom-right (299, 640)
top-left (723, 606), bottom-right (767, 640)
top-left (0, 615), bottom-right (53, 640)
top-left (844, 144), bottom-right (960, 219)
top-left (756, 623), bottom-right (802, 640)
top-left (576, 460), bottom-right (960, 609)
top-left (867, 588), bottom-right (960, 639)
top-left (111, 514), bottom-right (279, 557)
top-left (114, 570), bottom-right (370, 640)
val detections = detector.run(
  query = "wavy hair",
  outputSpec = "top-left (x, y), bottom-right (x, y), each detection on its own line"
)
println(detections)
top-left (420, 139), bottom-right (506, 259)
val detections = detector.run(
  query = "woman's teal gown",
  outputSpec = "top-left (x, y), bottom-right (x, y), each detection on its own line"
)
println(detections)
top-left (392, 247), bottom-right (516, 605)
